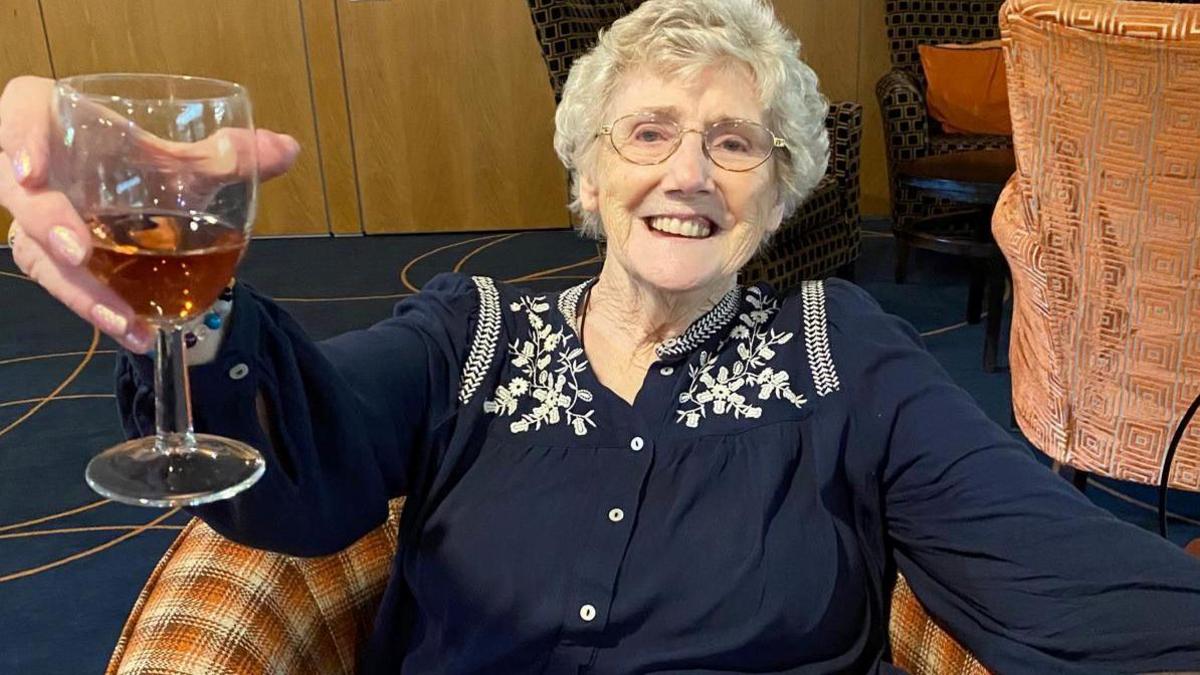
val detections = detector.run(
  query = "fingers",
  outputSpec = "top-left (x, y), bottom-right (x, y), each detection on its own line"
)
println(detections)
top-left (0, 151), bottom-right (91, 267)
top-left (9, 219), bottom-right (154, 353)
top-left (139, 127), bottom-right (300, 186)
top-left (0, 76), bottom-right (300, 191)
top-left (0, 76), bottom-right (54, 188)
top-left (256, 129), bottom-right (302, 181)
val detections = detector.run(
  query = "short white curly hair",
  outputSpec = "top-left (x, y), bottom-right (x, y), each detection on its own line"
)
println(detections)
top-left (553, 0), bottom-right (829, 239)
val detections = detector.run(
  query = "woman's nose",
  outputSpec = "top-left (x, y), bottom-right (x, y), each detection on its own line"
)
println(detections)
top-left (663, 130), bottom-right (714, 194)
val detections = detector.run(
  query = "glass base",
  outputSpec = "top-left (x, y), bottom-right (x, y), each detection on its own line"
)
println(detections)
top-left (86, 433), bottom-right (266, 507)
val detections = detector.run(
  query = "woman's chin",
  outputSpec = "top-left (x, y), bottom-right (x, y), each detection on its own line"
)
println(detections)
top-left (629, 264), bottom-right (728, 294)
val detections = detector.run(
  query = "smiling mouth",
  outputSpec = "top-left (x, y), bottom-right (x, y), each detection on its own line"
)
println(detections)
top-left (642, 215), bottom-right (715, 239)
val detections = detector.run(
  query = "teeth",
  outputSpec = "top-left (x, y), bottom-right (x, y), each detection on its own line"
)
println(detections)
top-left (647, 216), bottom-right (712, 238)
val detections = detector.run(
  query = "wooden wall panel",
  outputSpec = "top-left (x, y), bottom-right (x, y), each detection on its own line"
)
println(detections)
top-left (38, 0), bottom-right (328, 236)
top-left (856, 0), bottom-right (892, 217)
top-left (0, 0), bottom-right (55, 242)
top-left (776, 0), bottom-right (891, 217)
top-left (337, 0), bottom-right (568, 234)
top-left (774, 0), bottom-right (861, 104)
top-left (300, 0), bottom-right (360, 235)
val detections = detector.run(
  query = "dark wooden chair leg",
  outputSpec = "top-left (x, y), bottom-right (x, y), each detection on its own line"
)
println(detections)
top-left (894, 239), bottom-right (910, 284)
top-left (1052, 461), bottom-right (1090, 493)
top-left (1071, 468), bottom-right (1090, 492)
top-left (967, 263), bottom-right (985, 324)
top-left (982, 258), bottom-right (1006, 373)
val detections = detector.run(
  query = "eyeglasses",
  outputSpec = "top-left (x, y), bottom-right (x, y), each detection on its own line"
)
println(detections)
top-left (596, 112), bottom-right (788, 172)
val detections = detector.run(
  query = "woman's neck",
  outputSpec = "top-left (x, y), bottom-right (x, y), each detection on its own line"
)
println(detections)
top-left (584, 258), bottom-right (736, 363)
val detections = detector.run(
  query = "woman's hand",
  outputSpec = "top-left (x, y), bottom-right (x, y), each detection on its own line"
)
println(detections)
top-left (0, 75), bottom-right (301, 353)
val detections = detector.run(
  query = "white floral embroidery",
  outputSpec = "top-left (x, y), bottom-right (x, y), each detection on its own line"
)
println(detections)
top-left (676, 287), bottom-right (807, 428)
top-left (483, 295), bottom-right (597, 436)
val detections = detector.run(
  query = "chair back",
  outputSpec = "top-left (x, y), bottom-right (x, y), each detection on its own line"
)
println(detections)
top-left (885, 0), bottom-right (1004, 89)
top-left (996, 0), bottom-right (1200, 489)
top-left (525, 0), bottom-right (645, 101)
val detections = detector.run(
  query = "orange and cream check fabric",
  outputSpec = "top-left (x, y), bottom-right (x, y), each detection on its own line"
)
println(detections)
top-left (107, 497), bottom-right (985, 673)
top-left (106, 499), bottom-right (403, 675)
top-left (889, 576), bottom-right (991, 675)
top-left (996, 0), bottom-right (1200, 490)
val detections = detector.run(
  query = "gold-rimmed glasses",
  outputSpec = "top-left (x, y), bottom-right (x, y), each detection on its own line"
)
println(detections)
top-left (597, 112), bottom-right (788, 172)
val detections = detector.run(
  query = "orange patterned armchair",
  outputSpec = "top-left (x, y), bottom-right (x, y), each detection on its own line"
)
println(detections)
top-left (105, 499), bottom-right (988, 674)
top-left (995, 0), bottom-right (1200, 514)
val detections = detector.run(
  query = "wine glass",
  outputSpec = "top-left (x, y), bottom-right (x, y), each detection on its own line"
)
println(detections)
top-left (50, 73), bottom-right (266, 507)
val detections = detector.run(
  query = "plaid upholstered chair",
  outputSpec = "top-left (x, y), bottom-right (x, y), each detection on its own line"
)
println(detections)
top-left (524, 0), bottom-right (865, 289)
top-left (876, 0), bottom-right (1013, 282)
top-left (995, 0), bottom-right (1200, 533)
top-left (105, 499), bottom-right (990, 674)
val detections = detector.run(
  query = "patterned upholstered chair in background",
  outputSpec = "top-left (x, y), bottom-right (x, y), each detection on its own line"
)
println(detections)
top-left (995, 0), bottom-right (1200, 530)
top-left (105, 499), bottom-right (990, 674)
top-left (876, 0), bottom-right (1012, 282)
top-left (524, 0), bottom-right (865, 289)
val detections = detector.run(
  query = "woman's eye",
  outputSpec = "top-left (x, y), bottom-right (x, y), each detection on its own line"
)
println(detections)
top-left (632, 126), bottom-right (670, 143)
top-left (715, 136), bottom-right (751, 153)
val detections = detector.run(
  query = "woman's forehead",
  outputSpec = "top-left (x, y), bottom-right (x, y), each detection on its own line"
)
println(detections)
top-left (605, 64), bottom-right (765, 123)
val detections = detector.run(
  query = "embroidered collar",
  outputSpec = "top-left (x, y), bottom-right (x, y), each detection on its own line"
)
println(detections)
top-left (556, 279), bottom-right (743, 361)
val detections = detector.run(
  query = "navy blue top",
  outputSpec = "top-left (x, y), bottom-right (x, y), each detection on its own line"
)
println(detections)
top-left (116, 273), bottom-right (1200, 674)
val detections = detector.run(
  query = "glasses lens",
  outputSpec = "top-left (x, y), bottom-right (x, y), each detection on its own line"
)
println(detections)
top-left (705, 120), bottom-right (775, 171)
top-left (611, 114), bottom-right (679, 164)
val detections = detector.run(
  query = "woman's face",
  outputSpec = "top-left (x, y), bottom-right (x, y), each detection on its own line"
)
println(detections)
top-left (579, 64), bottom-right (785, 294)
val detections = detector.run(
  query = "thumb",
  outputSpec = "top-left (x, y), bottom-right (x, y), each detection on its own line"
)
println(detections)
top-left (256, 130), bottom-right (301, 182)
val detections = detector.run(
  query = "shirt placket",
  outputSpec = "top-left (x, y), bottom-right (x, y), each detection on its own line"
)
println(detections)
top-left (552, 432), bottom-right (654, 668)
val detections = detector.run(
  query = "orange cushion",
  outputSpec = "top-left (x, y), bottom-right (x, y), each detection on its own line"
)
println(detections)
top-left (919, 40), bottom-right (1013, 136)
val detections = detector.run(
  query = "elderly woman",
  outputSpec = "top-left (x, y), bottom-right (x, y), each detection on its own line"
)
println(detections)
top-left (4, 0), bottom-right (1200, 673)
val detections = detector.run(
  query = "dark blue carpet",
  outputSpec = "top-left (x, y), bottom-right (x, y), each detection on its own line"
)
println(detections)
top-left (0, 225), bottom-right (1196, 673)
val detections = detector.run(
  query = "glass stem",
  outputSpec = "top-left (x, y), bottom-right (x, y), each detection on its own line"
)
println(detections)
top-left (154, 326), bottom-right (196, 453)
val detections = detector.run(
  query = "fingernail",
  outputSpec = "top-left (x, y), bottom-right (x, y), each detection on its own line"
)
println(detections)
top-left (91, 303), bottom-right (128, 336)
top-left (11, 148), bottom-right (31, 182)
top-left (50, 226), bottom-right (85, 265)
top-left (124, 327), bottom-right (154, 354)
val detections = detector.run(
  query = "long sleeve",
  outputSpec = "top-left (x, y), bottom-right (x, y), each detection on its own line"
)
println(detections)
top-left (115, 272), bottom-right (479, 557)
top-left (824, 279), bottom-right (1200, 674)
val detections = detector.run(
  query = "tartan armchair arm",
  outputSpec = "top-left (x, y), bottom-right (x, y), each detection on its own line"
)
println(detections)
top-left (876, 68), bottom-right (932, 165)
top-left (105, 500), bottom-right (404, 675)
top-left (824, 101), bottom-right (864, 229)
top-left (890, 574), bottom-right (992, 674)
top-left (107, 500), bottom-right (991, 674)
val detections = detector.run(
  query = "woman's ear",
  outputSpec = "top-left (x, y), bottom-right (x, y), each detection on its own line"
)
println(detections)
top-left (765, 198), bottom-right (785, 235)
top-left (579, 171), bottom-right (600, 213)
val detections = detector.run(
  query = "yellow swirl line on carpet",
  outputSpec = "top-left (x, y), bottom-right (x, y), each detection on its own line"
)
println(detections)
top-left (0, 270), bottom-right (32, 282)
top-left (0, 328), bottom-right (99, 442)
top-left (918, 283), bottom-right (1012, 338)
top-left (0, 524), bottom-right (184, 540)
top-left (0, 349), bottom-right (117, 367)
top-left (399, 234), bottom-right (507, 293)
top-left (453, 233), bottom-right (524, 273)
top-left (0, 499), bottom-right (111, 533)
top-left (519, 275), bottom-right (594, 282)
top-left (0, 393), bottom-right (114, 409)
top-left (0, 508), bottom-right (180, 583)
top-left (505, 256), bottom-right (602, 284)
top-left (1085, 479), bottom-right (1200, 529)
top-left (274, 292), bottom-right (415, 303)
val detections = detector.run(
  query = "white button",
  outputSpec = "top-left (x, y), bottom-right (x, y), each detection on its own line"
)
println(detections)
top-left (228, 363), bottom-right (250, 380)
top-left (579, 604), bottom-right (596, 622)
top-left (630, 436), bottom-right (644, 452)
top-left (660, 366), bottom-right (674, 376)
top-left (608, 508), bottom-right (624, 523)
